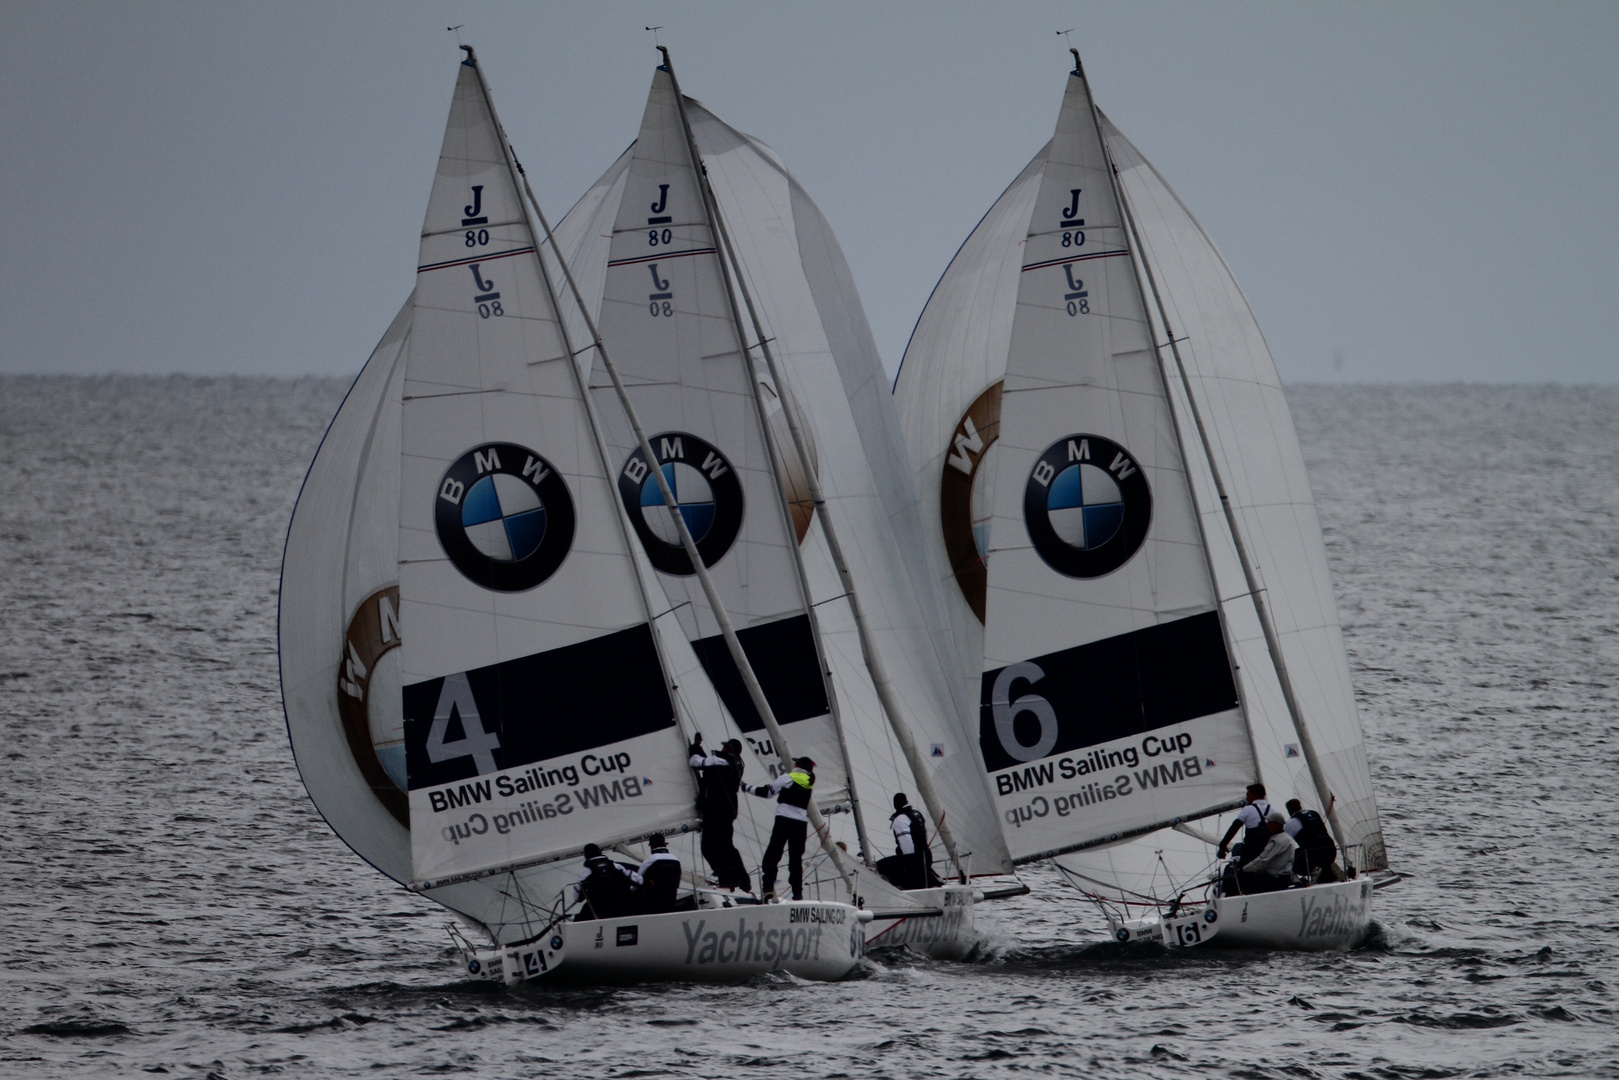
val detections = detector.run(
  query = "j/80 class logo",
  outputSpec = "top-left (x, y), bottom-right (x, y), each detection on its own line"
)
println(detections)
top-left (617, 432), bottom-right (744, 576)
top-left (434, 443), bottom-right (576, 592)
top-left (1023, 434), bottom-right (1151, 579)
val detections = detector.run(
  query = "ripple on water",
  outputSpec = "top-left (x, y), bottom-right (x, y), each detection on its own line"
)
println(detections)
top-left (1, 378), bottom-right (1618, 1078)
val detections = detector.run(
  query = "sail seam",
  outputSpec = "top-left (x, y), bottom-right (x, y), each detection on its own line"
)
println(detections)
top-left (1020, 248), bottom-right (1131, 273)
top-left (605, 246), bottom-right (717, 268)
top-left (416, 246), bottom-right (536, 274)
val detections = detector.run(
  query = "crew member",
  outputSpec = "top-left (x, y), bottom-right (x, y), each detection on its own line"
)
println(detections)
top-left (878, 792), bottom-right (939, 890)
top-left (1232, 809), bottom-right (1297, 893)
top-left (689, 734), bottom-right (750, 891)
top-left (574, 843), bottom-right (639, 920)
top-left (1285, 798), bottom-right (1340, 883)
top-left (745, 757), bottom-right (816, 902)
top-left (1217, 783), bottom-right (1273, 866)
top-left (634, 833), bottom-right (684, 914)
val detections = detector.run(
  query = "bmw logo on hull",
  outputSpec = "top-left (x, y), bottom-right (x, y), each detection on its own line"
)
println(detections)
top-left (434, 443), bottom-right (575, 592)
top-left (618, 432), bottom-right (743, 576)
top-left (1023, 434), bottom-right (1151, 579)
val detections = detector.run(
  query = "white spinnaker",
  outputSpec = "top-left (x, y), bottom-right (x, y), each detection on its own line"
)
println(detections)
top-left (281, 301), bottom-right (412, 876)
top-left (399, 59), bottom-right (697, 885)
top-left (589, 67), bottom-right (849, 799)
top-left (686, 102), bottom-right (1013, 876)
top-left (281, 296), bottom-right (603, 935)
top-left (893, 150), bottom-right (1045, 721)
top-left (1101, 114), bottom-right (1386, 870)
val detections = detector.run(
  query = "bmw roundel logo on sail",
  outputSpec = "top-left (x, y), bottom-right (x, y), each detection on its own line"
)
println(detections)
top-left (1023, 434), bottom-right (1151, 578)
top-left (434, 443), bottom-right (576, 592)
top-left (617, 432), bottom-right (744, 575)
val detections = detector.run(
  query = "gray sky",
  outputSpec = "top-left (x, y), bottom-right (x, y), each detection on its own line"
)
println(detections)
top-left (3, 2), bottom-right (1615, 384)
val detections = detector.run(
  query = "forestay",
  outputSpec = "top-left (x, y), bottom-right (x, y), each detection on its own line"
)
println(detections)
top-left (900, 62), bottom-right (1261, 863)
top-left (588, 66), bottom-right (849, 797)
top-left (399, 58), bottom-right (697, 886)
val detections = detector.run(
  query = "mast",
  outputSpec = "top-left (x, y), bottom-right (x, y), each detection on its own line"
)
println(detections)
top-left (660, 48), bottom-right (968, 883)
top-left (459, 45), bottom-right (696, 756)
top-left (511, 51), bottom-right (861, 900)
top-left (1094, 53), bottom-right (1348, 858)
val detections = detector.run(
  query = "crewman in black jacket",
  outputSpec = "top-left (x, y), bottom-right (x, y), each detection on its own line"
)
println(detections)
top-left (689, 735), bottom-right (750, 891)
top-left (878, 792), bottom-right (940, 890)
top-left (634, 833), bottom-right (684, 913)
top-left (1285, 798), bottom-right (1340, 882)
top-left (745, 757), bottom-right (816, 902)
top-left (573, 843), bottom-right (639, 920)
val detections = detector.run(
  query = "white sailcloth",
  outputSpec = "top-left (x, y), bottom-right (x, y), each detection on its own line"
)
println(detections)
top-left (898, 64), bottom-right (1261, 864)
top-left (398, 58), bottom-right (698, 886)
top-left (588, 67), bottom-right (850, 798)
top-left (1100, 112), bottom-right (1386, 870)
top-left (684, 103), bottom-right (1013, 875)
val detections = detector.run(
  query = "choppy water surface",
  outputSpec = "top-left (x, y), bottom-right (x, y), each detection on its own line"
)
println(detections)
top-left (2, 377), bottom-right (1616, 1078)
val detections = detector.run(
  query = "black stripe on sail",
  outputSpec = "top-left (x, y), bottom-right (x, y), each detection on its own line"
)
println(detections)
top-left (691, 614), bottom-right (829, 733)
top-left (402, 623), bottom-right (673, 791)
top-left (978, 611), bottom-right (1237, 774)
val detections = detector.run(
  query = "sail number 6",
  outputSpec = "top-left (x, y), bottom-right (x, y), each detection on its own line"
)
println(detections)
top-left (992, 661), bottom-right (1059, 762)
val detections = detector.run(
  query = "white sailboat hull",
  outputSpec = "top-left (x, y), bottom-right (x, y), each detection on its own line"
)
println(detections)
top-left (469, 901), bottom-right (868, 985)
top-left (863, 884), bottom-right (981, 961)
top-left (1111, 877), bottom-right (1373, 952)
top-left (1207, 877), bottom-right (1374, 951)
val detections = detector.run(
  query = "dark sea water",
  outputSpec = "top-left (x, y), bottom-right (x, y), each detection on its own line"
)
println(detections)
top-left (2, 376), bottom-right (1617, 1078)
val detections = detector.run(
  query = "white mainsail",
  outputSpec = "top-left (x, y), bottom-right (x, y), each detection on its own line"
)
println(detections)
top-left (587, 65), bottom-right (851, 800)
top-left (397, 57), bottom-right (698, 886)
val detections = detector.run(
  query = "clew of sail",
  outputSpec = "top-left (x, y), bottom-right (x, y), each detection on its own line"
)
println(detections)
top-left (1100, 113), bottom-right (1386, 871)
top-left (399, 58), bottom-right (697, 887)
top-left (588, 66), bottom-right (850, 799)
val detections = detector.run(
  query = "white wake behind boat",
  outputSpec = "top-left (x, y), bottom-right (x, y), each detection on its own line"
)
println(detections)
top-left (892, 51), bottom-right (1393, 951)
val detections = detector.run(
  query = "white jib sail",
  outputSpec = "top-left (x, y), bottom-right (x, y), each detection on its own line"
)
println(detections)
top-left (685, 103), bottom-right (1013, 876)
top-left (588, 66), bottom-right (851, 797)
top-left (1100, 113), bottom-right (1386, 871)
top-left (950, 64), bottom-right (1261, 862)
top-left (400, 58), bottom-right (698, 886)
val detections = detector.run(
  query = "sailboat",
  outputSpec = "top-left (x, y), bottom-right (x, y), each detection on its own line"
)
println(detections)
top-left (280, 47), bottom-right (871, 984)
top-left (891, 50), bottom-right (1391, 949)
top-left (280, 46), bottom-right (1009, 984)
top-left (543, 49), bottom-right (1022, 960)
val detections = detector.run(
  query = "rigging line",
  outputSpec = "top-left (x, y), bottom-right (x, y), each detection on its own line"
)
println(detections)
top-left (1055, 863), bottom-right (1180, 907)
